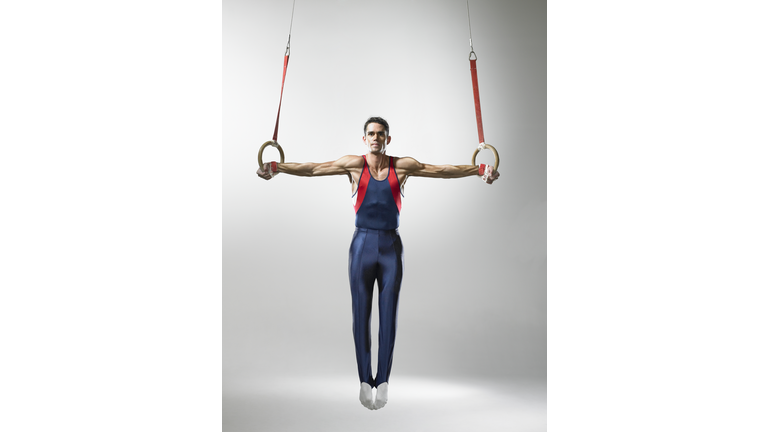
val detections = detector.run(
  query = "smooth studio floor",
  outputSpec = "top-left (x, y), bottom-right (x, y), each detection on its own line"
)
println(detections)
top-left (224, 375), bottom-right (546, 432)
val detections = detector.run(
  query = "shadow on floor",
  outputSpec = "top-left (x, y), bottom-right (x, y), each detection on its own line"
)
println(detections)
top-left (224, 375), bottom-right (546, 432)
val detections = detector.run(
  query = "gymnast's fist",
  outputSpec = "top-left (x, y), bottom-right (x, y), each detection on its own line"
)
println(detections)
top-left (258, 162), bottom-right (279, 180)
top-left (479, 164), bottom-right (499, 184)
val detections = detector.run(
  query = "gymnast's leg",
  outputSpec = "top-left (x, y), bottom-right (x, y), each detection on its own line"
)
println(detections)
top-left (349, 229), bottom-right (377, 409)
top-left (373, 230), bottom-right (404, 409)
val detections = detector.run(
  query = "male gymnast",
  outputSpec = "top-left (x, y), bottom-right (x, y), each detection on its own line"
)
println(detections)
top-left (257, 117), bottom-right (499, 410)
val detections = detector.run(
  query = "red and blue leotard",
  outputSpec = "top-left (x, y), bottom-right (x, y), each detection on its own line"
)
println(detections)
top-left (348, 155), bottom-right (405, 387)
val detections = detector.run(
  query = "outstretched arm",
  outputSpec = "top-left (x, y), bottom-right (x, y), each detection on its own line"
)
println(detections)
top-left (395, 157), bottom-right (499, 184)
top-left (258, 155), bottom-right (362, 180)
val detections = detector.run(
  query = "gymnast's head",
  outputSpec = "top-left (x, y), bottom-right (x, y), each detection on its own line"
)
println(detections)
top-left (362, 117), bottom-right (391, 153)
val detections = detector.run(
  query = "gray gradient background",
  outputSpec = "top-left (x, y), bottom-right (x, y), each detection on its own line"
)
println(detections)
top-left (224, 0), bottom-right (545, 430)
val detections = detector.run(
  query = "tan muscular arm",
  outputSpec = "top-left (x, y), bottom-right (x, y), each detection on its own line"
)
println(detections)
top-left (395, 157), bottom-right (479, 178)
top-left (258, 155), bottom-right (362, 180)
top-left (394, 157), bottom-right (499, 184)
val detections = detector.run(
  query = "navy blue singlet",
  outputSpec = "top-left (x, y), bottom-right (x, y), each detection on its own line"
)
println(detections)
top-left (353, 155), bottom-right (403, 229)
top-left (348, 155), bottom-right (405, 388)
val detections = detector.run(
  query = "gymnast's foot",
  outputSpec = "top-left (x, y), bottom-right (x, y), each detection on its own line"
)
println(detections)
top-left (373, 382), bottom-right (388, 410)
top-left (359, 383), bottom-right (375, 410)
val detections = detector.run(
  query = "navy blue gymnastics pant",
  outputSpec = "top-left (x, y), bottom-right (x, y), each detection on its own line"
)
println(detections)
top-left (349, 228), bottom-right (404, 388)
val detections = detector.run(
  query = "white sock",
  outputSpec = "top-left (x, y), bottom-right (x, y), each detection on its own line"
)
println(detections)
top-left (359, 383), bottom-right (375, 410)
top-left (373, 382), bottom-right (388, 410)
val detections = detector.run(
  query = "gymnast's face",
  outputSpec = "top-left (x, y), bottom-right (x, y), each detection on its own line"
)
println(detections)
top-left (363, 122), bottom-right (391, 155)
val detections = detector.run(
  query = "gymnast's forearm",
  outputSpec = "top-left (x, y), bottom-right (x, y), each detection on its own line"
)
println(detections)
top-left (276, 161), bottom-right (345, 177)
top-left (413, 164), bottom-right (480, 179)
top-left (443, 164), bottom-right (481, 178)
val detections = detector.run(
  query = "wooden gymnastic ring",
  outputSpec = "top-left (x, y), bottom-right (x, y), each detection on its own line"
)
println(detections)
top-left (471, 144), bottom-right (499, 170)
top-left (258, 140), bottom-right (286, 167)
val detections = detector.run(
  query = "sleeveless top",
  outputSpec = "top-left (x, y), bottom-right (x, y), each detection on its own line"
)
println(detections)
top-left (352, 155), bottom-right (403, 230)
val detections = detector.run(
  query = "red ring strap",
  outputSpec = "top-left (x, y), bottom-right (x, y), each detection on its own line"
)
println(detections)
top-left (272, 54), bottom-right (290, 142)
top-left (469, 58), bottom-right (485, 145)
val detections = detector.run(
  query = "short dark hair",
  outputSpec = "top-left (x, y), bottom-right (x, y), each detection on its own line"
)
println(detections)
top-left (363, 117), bottom-right (389, 136)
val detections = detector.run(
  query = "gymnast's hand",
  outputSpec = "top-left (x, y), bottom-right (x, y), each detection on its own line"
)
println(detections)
top-left (258, 162), bottom-right (279, 180)
top-left (479, 164), bottom-right (499, 184)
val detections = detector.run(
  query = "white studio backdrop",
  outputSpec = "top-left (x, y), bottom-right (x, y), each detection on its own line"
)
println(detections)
top-left (224, 0), bottom-right (546, 389)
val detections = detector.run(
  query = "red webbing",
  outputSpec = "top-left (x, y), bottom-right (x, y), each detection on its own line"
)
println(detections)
top-left (272, 54), bottom-right (290, 141)
top-left (469, 58), bottom-right (485, 145)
